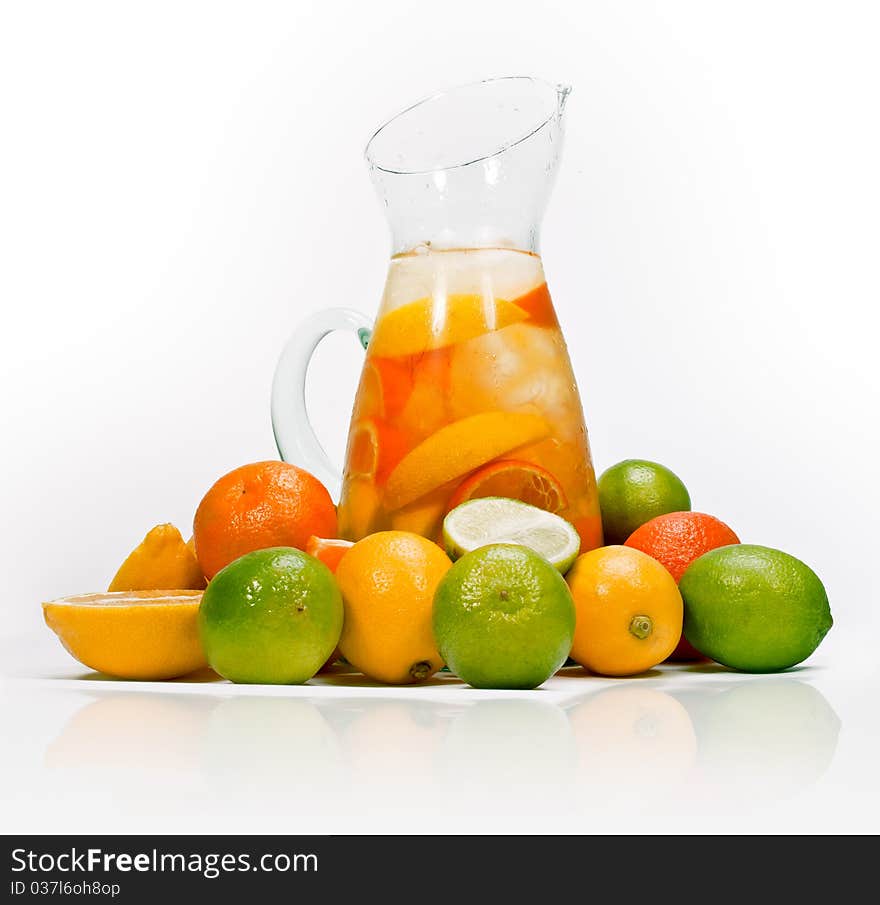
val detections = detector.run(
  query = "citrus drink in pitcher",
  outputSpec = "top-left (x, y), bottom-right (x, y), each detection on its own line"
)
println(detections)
top-left (338, 247), bottom-right (601, 547)
top-left (272, 77), bottom-right (602, 551)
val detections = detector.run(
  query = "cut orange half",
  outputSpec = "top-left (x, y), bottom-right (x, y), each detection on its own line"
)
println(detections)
top-left (447, 459), bottom-right (567, 514)
top-left (43, 591), bottom-right (207, 681)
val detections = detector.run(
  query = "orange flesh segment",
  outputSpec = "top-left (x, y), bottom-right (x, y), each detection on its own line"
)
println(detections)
top-left (384, 412), bottom-right (551, 510)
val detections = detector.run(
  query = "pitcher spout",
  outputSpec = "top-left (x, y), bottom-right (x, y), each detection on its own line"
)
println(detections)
top-left (366, 76), bottom-right (569, 255)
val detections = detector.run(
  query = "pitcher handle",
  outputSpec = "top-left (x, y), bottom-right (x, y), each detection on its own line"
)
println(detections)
top-left (271, 308), bottom-right (373, 501)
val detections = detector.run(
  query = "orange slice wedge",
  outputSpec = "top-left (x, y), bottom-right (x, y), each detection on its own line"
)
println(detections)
top-left (384, 412), bottom-right (551, 510)
top-left (305, 535), bottom-right (355, 574)
top-left (446, 459), bottom-right (568, 513)
top-left (369, 294), bottom-right (528, 358)
top-left (43, 591), bottom-right (207, 680)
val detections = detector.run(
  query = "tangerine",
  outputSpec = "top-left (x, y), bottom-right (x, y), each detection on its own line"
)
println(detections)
top-left (193, 461), bottom-right (336, 579)
top-left (624, 511), bottom-right (740, 660)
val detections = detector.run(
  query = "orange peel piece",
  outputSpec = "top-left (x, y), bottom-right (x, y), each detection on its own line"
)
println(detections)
top-left (385, 412), bottom-right (551, 510)
top-left (369, 294), bottom-right (528, 358)
top-left (109, 524), bottom-right (206, 592)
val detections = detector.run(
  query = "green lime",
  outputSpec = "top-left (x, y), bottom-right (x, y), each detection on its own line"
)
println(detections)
top-left (598, 459), bottom-right (691, 544)
top-left (199, 547), bottom-right (343, 684)
top-left (442, 497), bottom-right (581, 572)
top-left (432, 544), bottom-right (575, 689)
top-left (679, 544), bottom-right (832, 672)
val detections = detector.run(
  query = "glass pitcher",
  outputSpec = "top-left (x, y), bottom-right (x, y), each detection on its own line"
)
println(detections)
top-left (272, 76), bottom-right (602, 550)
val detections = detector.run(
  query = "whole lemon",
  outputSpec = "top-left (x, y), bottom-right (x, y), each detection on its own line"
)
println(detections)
top-left (567, 545), bottom-right (683, 676)
top-left (335, 531), bottom-right (452, 684)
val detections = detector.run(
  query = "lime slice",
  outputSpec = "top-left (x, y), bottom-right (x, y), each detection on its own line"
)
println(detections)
top-left (442, 497), bottom-right (581, 572)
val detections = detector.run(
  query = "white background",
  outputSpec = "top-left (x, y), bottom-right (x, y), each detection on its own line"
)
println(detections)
top-left (1, 1), bottom-right (879, 834)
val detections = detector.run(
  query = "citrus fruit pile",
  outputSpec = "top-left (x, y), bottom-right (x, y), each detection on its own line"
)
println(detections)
top-left (42, 455), bottom-right (832, 688)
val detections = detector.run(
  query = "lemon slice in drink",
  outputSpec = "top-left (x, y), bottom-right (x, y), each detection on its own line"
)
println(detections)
top-left (442, 497), bottom-right (581, 573)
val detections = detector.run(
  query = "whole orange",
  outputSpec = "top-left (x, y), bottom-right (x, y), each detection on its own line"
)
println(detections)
top-left (566, 545), bottom-right (683, 676)
top-left (624, 511), bottom-right (739, 660)
top-left (335, 531), bottom-right (452, 684)
top-left (193, 461), bottom-right (337, 579)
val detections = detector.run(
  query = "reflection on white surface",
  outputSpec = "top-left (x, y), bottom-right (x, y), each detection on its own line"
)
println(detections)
top-left (22, 671), bottom-right (841, 830)
top-left (44, 693), bottom-right (213, 770)
top-left (689, 678), bottom-right (841, 801)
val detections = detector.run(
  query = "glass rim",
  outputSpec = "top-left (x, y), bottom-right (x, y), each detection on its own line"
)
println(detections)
top-left (364, 75), bottom-right (570, 176)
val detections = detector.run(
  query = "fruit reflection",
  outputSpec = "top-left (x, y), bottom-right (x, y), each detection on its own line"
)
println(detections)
top-left (437, 700), bottom-right (576, 814)
top-left (201, 696), bottom-right (343, 810)
top-left (567, 686), bottom-right (697, 789)
top-left (45, 692), bottom-right (215, 770)
top-left (689, 678), bottom-right (840, 801)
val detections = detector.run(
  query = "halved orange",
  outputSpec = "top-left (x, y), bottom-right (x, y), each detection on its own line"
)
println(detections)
top-left (447, 459), bottom-right (567, 513)
top-left (43, 591), bottom-right (207, 680)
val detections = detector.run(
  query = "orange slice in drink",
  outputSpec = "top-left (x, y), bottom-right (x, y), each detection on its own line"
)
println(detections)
top-left (347, 420), bottom-right (380, 479)
top-left (389, 484), bottom-right (454, 540)
top-left (43, 591), bottom-right (207, 680)
top-left (338, 476), bottom-right (384, 540)
top-left (353, 361), bottom-right (386, 419)
top-left (384, 412), bottom-right (551, 510)
top-left (512, 283), bottom-right (558, 328)
top-left (368, 294), bottom-right (528, 358)
top-left (369, 356), bottom-right (412, 418)
top-left (447, 459), bottom-right (568, 514)
top-left (347, 418), bottom-right (411, 485)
